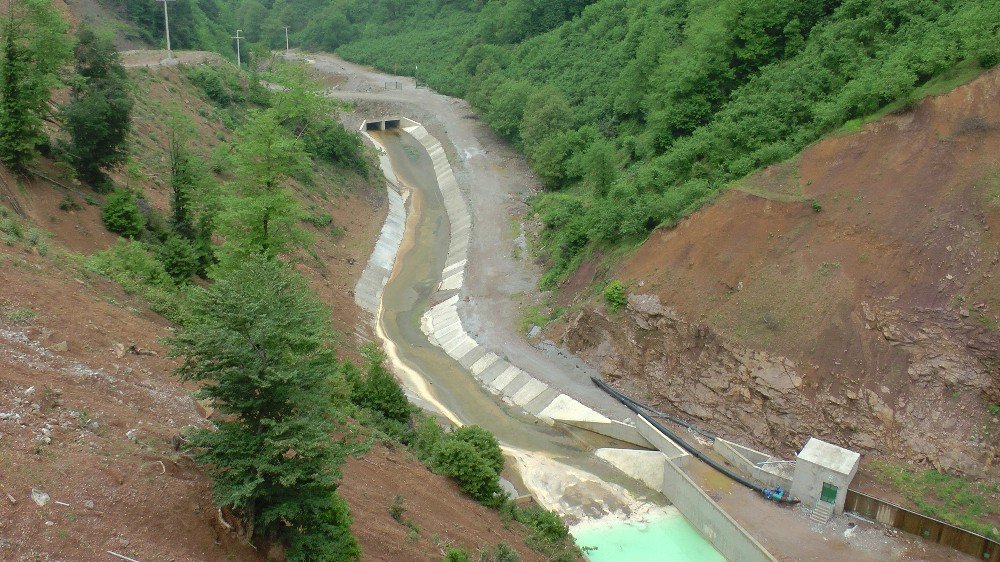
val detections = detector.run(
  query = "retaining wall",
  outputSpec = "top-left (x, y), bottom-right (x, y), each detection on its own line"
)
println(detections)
top-left (353, 125), bottom-right (406, 317)
top-left (662, 459), bottom-right (778, 562)
top-left (713, 439), bottom-right (794, 490)
top-left (845, 490), bottom-right (998, 560)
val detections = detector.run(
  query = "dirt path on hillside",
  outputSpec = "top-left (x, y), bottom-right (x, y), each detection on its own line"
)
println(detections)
top-left (301, 53), bottom-right (635, 421)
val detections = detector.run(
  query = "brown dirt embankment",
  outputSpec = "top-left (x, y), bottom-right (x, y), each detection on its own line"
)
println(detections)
top-left (559, 67), bottom-right (1000, 482)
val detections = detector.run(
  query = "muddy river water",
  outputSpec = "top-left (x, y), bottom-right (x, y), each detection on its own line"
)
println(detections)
top-left (369, 129), bottom-right (723, 560)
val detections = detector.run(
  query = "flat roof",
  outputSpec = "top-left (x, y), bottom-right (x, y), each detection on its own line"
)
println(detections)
top-left (797, 437), bottom-right (860, 475)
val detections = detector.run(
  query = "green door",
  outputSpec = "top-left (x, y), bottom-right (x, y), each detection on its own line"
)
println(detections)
top-left (820, 482), bottom-right (838, 504)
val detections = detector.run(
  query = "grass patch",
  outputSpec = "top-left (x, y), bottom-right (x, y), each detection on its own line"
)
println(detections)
top-left (2, 306), bottom-right (37, 323)
top-left (518, 303), bottom-right (565, 335)
top-left (871, 460), bottom-right (1000, 540)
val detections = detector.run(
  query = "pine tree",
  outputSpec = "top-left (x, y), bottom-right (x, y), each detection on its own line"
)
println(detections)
top-left (0, 15), bottom-right (35, 170)
top-left (0, 0), bottom-right (70, 171)
top-left (169, 255), bottom-right (358, 560)
top-left (62, 28), bottom-right (133, 188)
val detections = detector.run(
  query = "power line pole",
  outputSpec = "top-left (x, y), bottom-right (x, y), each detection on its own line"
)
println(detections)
top-left (232, 29), bottom-right (243, 67)
top-left (284, 26), bottom-right (290, 55)
top-left (155, 0), bottom-right (175, 59)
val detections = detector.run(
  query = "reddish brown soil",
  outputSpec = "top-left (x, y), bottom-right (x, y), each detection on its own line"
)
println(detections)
top-left (607, 67), bottom-right (1000, 411)
top-left (556, 67), bottom-right (1000, 526)
top-left (619, 69), bottom-right (1000, 370)
top-left (340, 443), bottom-right (543, 561)
top-left (0, 244), bottom-right (260, 562)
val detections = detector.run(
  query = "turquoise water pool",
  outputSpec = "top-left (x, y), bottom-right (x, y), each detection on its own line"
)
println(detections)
top-left (574, 509), bottom-right (725, 562)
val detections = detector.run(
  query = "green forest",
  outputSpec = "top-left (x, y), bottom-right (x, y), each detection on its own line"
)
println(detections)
top-left (100, 0), bottom-right (1000, 286)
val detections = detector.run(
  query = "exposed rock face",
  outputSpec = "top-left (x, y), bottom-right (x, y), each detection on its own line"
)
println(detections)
top-left (564, 294), bottom-right (998, 477)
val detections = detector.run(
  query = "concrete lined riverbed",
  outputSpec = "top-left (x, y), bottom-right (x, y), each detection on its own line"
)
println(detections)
top-left (362, 126), bottom-right (723, 559)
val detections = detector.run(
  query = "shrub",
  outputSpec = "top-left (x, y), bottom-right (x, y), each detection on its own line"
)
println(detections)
top-left (304, 120), bottom-right (367, 176)
top-left (811, 199), bottom-right (823, 213)
top-left (449, 425), bottom-right (504, 475)
top-left (443, 548), bottom-right (472, 562)
top-left (412, 415), bottom-right (445, 461)
top-left (510, 505), bottom-right (575, 558)
top-left (486, 543), bottom-right (520, 562)
top-left (352, 344), bottom-right (412, 424)
top-left (185, 66), bottom-right (233, 106)
top-left (156, 235), bottom-right (200, 283)
top-left (603, 280), bottom-right (627, 311)
top-left (432, 438), bottom-right (504, 506)
top-left (3, 306), bottom-right (37, 323)
top-left (101, 190), bottom-right (144, 238)
top-left (87, 239), bottom-right (184, 319)
top-left (389, 494), bottom-right (405, 522)
top-left (0, 216), bottom-right (23, 240)
top-left (304, 212), bottom-right (333, 228)
top-left (59, 195), bottom-right (81, 211)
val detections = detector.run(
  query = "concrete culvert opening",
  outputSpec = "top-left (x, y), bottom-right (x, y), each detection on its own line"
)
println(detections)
top-left (384, 119), bottom-right (401, 130)
top-left (365, 121), bottom-right (383, 131)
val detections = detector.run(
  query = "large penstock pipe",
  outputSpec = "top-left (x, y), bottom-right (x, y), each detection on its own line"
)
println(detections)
top-left (592, 376), bottom-right (762, 492)
top-left (601, 381), bottom-right (718, 440)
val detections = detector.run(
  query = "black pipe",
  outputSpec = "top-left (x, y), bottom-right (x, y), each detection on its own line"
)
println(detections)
top-left (592, 376), bottom-right (762, 492)
top-left (603, 383), bottom-right (718, 440)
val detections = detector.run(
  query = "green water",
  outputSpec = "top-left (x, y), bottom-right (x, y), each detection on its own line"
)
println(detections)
top-left (575, 510), bottom-right (726, 562)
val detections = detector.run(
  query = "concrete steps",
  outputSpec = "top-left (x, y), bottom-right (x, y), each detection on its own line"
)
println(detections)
top-left (810, 501), bottom-right (835, 524)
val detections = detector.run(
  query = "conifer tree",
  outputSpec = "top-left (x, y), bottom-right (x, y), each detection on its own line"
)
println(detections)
top-left (215, 109), bottom-right (311, 261)
top-left (352, 343), bottom-right (412, 425)
top-left (0, 0), bottom-right (70, 170)
top-left (62, 28), bottom-right (133, 188)
top-left (170, 255), bottom-right (358, 560)
top-left (0, 18), bottom-right (30, 169)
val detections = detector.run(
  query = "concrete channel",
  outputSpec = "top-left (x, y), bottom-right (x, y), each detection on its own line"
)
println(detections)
top-left (355, 118), bottom-right (773, 561)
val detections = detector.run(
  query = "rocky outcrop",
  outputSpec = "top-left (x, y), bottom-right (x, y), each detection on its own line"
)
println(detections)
top-left (564, 293), bottom-right (998, 477)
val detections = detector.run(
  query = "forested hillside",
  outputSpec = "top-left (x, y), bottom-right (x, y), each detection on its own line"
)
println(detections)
top-left (131, 0), bottom-right (998, 288)
top-left (344, 0), bottom-right (1000, 286)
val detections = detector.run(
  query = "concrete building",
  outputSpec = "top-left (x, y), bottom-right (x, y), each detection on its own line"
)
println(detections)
top-left (790, 437), bottom-right (860, 521)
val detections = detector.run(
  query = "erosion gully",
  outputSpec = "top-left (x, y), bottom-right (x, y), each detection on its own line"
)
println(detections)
top-left (367, 130), bottom-right (723, 561)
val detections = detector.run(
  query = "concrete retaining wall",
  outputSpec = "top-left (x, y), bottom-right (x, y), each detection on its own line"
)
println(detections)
top-left (713, 439), bottom-right (794, 490)
top-left (661, 459), bottom-right (778, 562)
top-left (354, 126), bottom-right (407, 317)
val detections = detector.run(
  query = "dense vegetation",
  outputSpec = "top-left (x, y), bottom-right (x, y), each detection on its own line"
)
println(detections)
top-left (163, 0), bottom-right (997, 287)
top-left (346, 0), bottom-right (1000, 286)
top-left (97, 0), bottom-right (1000, 284)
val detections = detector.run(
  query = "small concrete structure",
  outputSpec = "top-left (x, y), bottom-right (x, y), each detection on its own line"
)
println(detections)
top-left (790, 437), bottom-right (860, 516)
top-left (363, 117), bottom-right (402, 131)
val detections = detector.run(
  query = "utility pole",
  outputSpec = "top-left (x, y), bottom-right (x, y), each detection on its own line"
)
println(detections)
top-left (284, 26), bottom-right (290, 55)
top-left (232, 29), bottom-right (243, 67)
top-left (415, 65), bottom-right (418, 88)
top-left (155, 0), bottom-right (176, 58)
